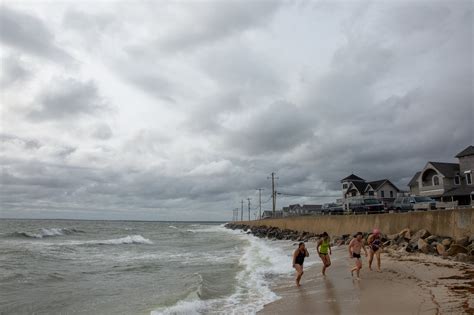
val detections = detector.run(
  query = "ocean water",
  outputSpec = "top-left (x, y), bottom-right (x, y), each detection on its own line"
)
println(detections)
top-left (0, 219), bottom-right (300, 314)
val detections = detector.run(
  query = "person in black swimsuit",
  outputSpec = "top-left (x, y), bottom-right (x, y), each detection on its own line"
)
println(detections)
top-left (292, 242), bottom-right (309, 287)
top-left (367, 228), bottom-right (383, 272)
top-left (349, 232), bottom-right (368, 280)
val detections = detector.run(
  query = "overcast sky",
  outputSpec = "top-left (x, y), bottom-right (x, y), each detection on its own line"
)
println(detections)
top-left (0, 0), bottom-right (472, 221)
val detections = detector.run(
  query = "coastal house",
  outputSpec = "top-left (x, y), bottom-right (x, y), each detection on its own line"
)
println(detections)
top-left (408, 145), bottom-right (474, 206)
top-left (341, 174), bottom-right (401, 209)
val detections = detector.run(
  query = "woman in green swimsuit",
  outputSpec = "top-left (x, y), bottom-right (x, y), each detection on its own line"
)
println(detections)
top-left (317, 232), bottom-right (332, 276)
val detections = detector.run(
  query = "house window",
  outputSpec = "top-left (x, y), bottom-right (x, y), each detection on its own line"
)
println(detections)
top-left (390, 191), bottom-right (394, 198)
top-left (454, 175), bottom-right (461, 185)
top-left (433, 176), bottom-right (440, 186)
top-left (467, 173), bottom-right (472, 185)
top-left (351, 191), bottom-right (356, 197)
top-left (368, 191), bottom-right (374, 196)
top-left (343, 183), bottom-right (348, 189)
top-left (381, 191), bottom-right (385, 198)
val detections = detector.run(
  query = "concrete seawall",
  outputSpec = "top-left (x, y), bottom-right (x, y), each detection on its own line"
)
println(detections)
top-left (238, 209), bottom-right (474, 238)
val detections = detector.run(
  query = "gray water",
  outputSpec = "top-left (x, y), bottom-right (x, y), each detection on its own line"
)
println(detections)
top-left (0, 219), bottom-right (295, 314)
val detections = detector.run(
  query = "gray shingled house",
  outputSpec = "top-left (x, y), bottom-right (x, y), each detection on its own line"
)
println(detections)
top-left (408, 145), bottom-right (474, 206)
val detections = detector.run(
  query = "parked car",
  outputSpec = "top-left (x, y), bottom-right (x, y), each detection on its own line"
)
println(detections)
top-left (392, 196), bottom-right (436, 212)
top-left (322, 203), bottom-right (344, 215)
top-left (348, 198), bottom-right (385, 214)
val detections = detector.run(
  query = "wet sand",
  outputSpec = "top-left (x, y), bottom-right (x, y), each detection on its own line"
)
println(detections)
top-left (259, 246), bottom-right (474, 315)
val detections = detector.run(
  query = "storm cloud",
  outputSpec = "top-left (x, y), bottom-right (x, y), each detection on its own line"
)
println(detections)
top-left (0, 1), bottom-right (472, 220)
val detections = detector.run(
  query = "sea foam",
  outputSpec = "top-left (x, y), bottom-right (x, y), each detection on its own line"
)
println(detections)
top-left (152, 226), bottom-right (295, 315)
top-left (94, 235), bottom-right (153, 245)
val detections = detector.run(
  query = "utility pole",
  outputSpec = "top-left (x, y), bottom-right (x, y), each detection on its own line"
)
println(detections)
top-left (257, 188), bottom-right (263, 220)
top-left (271, 172), bottom-right (276, 217)
top-left (241, 200), bottom-right (244, 221)
top-left (247, 198), bottom-right (251, 221)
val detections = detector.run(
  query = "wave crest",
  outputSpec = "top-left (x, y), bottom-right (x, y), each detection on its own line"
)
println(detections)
top-left (94, 235), bottom-right (153, 245)
top-left (10, 228), bottom-right (84, 239)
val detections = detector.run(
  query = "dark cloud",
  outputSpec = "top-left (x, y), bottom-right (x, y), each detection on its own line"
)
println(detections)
top-left (157, 1), bottom-right (282, 52)
top-left (0, 54), bottom-right (31, 86)
top-left (222, 101), bottom-right (314, 155)
top-left (0, 6), bottom-right (71, 62)
top-left (27, 79), bottom-right (107, 121)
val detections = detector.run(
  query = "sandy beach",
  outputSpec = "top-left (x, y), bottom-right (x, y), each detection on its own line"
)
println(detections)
top-left (259, 246), bottom-right (474, 315)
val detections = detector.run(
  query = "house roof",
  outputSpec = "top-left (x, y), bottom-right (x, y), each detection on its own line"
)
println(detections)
top-left (367, 179), bottom-right (401, 192)
top-left (341, 174), bottom-right (365, 182)
top-left (442, 186), bottom-right (474, 197)
top-left (455, 145), bottom-right (474, 158)
top-left (408, 172), bottom-right (421, 187)
top-left (350, 181), bottom-right (368, 193)
top-left (367, 180), bottom-right (386, 190)
top-left (429, 162), bottom-right (460, 178)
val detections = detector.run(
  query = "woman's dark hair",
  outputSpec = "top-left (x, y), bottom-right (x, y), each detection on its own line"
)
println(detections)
top-left (354, 232), bottom-right (363, 237)
top-left (321, 232), bottom-right (329, 237)
top-left (298, 242), bottom-right (305, 247)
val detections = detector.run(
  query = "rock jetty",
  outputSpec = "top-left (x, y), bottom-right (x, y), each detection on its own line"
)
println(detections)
top-left (224, 223), bottom-right (474, 263)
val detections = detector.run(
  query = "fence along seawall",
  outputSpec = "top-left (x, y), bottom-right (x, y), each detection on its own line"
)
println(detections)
top-left (237, 209), bottom-right (474, 239)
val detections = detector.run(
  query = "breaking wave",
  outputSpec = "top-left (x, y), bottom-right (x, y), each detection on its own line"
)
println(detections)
top-left (91, 235), bottom-right (153, 245)
top-left (10, 228), bottom-right (84, 239)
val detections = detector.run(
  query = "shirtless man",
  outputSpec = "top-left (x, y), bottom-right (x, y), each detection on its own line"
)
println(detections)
top-left (348, 232), bottom-right (368, 280)
top-left (292, 242), bottom-right (309, 287)
top-left (367, 228), bottom-right (383, 272)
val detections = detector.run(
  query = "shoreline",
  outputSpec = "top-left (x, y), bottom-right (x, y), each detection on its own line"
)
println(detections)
top-left (225, 223), bottom-right (474, 314)
top-left (259, 246), bottom-right (474, 315)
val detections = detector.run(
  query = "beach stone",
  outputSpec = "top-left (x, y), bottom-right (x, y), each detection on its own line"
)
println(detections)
top-left (446, 244), bottom-right (468, 256)
top-left (436, 243), bottom-right (446, 255)
top-left (417, 239), bottom-right (431, 254)
top-left (441, 238), bottom-right (452, 247)
top-left (455, 236), bottom-right (470, 247)
top-left (399, 228), bottom-right (411, 240)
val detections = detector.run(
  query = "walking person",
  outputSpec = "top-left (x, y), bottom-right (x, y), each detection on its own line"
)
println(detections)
top-left (317, 232), bottom-right (332, 276)
top-left (292, 242), bottom-right (309, 287)
top-left (367, 228), bottom-right (383, 272)
top-left (348, 232), bottom-right (368, 280)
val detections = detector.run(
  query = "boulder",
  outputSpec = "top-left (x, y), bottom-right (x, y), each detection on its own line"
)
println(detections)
top-left (412, 229), bottom-right (431, 242)
top-left (398, 228), bottom-right (411, 240)
top-left (455, 236), bottom-right (470, 247)
top-left (387, 234), bottom-right (399, 241)
top-left (467, 243), bottom-right (474, 256)
top-left (436, 243), bottom-right (446, 255)
top-left (425, 235), bottom-right (439, 244)
top-left (441, 238), bottom-right (452, 247)
top-left (446, 244), bottom-right (468, 256)
top-left (417, 238), bottom-right (431, 254)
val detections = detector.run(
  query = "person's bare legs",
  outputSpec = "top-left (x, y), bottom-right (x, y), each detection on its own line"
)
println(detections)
top-left (351, 258), bottom-right (362, 279)
top-left (376, 251), bottom-right (381, 272)
top-left (294, 264), bottom-right (304, 287)
top-left (368, 249), bottom-right (374, 271)
top-left (323, 255), bottom-right (331, 276)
